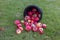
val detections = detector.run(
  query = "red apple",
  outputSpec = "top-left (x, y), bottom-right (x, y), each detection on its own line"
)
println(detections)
top-left (16, 29), bottom-right (21, 34)
top-left (33, 14), bottom-right (37, 18)
top-left (31, 24), bottom-right (35, 27)
top-left (36, 23), bottom-right (42, 28)
top-left (21, 21), bottom-right (29, 26)
top-left (31, 17), bottom-right (34, 20)
top-left (42, 24), bottom-right (46, 29)
top-left (19, 27), bottom-right (23, 31)
top-left (28, 20), bottom-right (31, 23)
top-left (28, 11), bottom-right (32, 16)
top-left (14, 20), bottom-right (20, 25)
top-left (34, 22), bottom-right (37, 25)
top-left (35, 17), bottom-right (39, 22)
top-left (32, 27), bottom-right (38, 32)
top-left (24, 16), bottom-right (30, 21)
top-left (38, 28), bottom-right (44, 34)
top-left (38, 14), bottom-right (41, 18)
top-left (17, 24), bottom-right (22, 27)
top-left (25, 22), bottom-right (29, 26)
top-left (36, 12), bottom-right (39, 14)
top-left (31, 20), bottom-right (34, 24)
top-left (25, 25), bottom-right (31, 31)
top-left (31, 24), bottom-right (37, 32)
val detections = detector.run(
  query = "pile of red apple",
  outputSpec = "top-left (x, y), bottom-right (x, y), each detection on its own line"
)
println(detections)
top-left (14, 20), bottom-right (23, 34)
top-left (14, 8), bottom-right (47, 34)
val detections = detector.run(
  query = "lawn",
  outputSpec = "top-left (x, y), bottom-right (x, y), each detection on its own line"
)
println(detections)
top-left (0, 0), bottom-right (60, 40)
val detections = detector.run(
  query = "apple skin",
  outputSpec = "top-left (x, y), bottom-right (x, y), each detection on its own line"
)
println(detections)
top-left (18, 27), bottom-right (23, 31)
top-left (25, 25), bottom-right (31, 31)
top-left (24, 16), bottom-right (30, 21)
top-left (32, 27), bottom-right (38, 32)
top-left (28, 20), bottom-right (31, 23)
top-left (24, 22), bottom-right (29, 26)
top-left (42, 24), bottom-right (46, 29)
top-left (14, 20), bottom-right (20, 25)
top-left (38, 28), bottom-right (44, 34)
top-left (22, 21), bottom-right (28, 25)
top-left (36, 23), bottom-right (42, 28)
top-left (28, 11), bottom-right (32, 16)
top-left (34, 17), bottom-right (39, 22)
top-left (16, 29), bottom-right (21, 34)
top-left (31, 24), bottom-right (37, 32)
top-left (17, 24), bottom-right (22, 27)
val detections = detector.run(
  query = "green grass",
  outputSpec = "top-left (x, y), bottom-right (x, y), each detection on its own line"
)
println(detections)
top-left (0, 0), bottom-right (60, 40)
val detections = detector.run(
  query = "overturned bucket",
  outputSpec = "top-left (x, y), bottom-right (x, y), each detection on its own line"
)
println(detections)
top-left (24, 5), bottom-right (43, 22)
